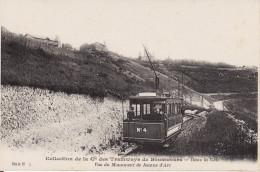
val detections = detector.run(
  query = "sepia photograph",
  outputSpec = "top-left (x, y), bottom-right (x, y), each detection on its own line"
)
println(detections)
top-left (0, 0), bottom-right (259, 170)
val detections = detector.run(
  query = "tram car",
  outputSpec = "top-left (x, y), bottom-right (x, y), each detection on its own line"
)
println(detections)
top-left (123, 92), bottom-right (183, 145)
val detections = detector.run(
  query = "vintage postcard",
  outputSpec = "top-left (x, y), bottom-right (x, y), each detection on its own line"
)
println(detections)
top-left (0, 0), bottom-right (259, 170)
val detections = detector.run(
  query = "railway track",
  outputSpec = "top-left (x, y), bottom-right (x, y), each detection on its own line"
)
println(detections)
top-left (118, 144), bottom-right (138, 157)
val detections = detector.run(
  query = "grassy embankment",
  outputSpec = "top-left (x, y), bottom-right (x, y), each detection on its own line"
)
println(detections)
top-left (175, 111), bottom-right (257, 160)
top-left (137, 59), bottom-right (258, 93)
top-left (205, 92), bottom-right (257, 133)
top-left (2, 29), bottom-right (215, 110)
top-left (1, 34), bottom-right (156, 99)
top-left (224, 98), bottom-right (257, 132)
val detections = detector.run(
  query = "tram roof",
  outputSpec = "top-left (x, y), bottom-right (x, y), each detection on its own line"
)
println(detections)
top-left (129, 96), bottom-right (182, 100)
top-left (129, 92), bottom-right (183, 101)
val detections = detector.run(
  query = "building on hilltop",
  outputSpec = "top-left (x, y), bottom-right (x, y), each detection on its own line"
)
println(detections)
top-left (24, 34), bottom-right (60, 47)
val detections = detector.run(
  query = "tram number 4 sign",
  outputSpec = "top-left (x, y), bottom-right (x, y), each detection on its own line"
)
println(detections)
top-left (137, 127), bottom-right (147, 133)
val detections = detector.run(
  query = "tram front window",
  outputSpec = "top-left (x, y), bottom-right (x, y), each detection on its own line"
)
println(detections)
top-left (153, 103), bottom-right (165, 115)
top-left (142, 104), bottom-right (151, 120)
top-left (143, 103), bottom-right (165, 120)
top-left (130, 103), bottom-right (141, 119)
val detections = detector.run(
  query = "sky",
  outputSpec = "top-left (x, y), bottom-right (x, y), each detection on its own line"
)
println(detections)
top-left (0, 0), bottom-right (259, 66)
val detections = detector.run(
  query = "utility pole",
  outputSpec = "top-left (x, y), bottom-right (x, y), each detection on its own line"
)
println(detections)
top-left (182, 71), bottom-right (184, 99)
top-left (178, 79), bottom-right (180, 98)
top-left (168, 57), bottom-right (171, 91)
top-left (143, 45), bottom-right (159, 90)
top-left (182, 71), bottom-right (184, 87)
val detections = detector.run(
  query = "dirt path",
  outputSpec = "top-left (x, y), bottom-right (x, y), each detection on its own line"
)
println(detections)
top-left (128, 113), bottom-right (207, 156)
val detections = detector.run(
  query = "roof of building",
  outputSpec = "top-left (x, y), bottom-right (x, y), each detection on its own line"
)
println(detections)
top-left (92, 42), bottom-right (105, 46)
top-left (24, 34), bottom-right (58, 42)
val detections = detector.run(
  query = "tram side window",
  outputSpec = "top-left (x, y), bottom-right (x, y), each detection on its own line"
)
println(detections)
top-left (171, 103), bottom-right (174, 117)
top-left (176, 103), bottom-right (178, 115)
top-left (167, 104), bottom-right (171, 116)
top-left (175, 103), bottom-right (178, 115)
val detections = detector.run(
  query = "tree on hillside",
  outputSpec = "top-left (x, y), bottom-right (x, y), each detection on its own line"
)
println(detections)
top-left (62, 43), bottom-right (73, 50)
top-left (163, 59), bottom-right (235, 70)
top-left (79, 43), bottom-right (90, 52)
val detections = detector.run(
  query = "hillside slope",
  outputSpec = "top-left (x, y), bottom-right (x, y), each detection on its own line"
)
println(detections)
top-left (1, 27), bottom-right (214, 108)
top-left (158, 60), bottom-right (257, 93)
top-left (3, 27), bottom-right (257, 108)
top-left (1, 28), bottom-right (155, 98)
